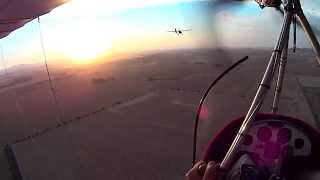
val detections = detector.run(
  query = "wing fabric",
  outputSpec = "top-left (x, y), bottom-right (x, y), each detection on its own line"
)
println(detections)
top-left (0, 0), bottom-right (69, 39)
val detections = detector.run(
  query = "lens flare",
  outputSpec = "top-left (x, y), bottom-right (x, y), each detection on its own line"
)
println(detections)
top-left (199, 105), bottom-right (209, 120)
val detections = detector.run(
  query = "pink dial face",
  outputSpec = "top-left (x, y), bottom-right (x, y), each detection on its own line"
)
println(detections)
top-left (240, 120), bottom-right (311, 168)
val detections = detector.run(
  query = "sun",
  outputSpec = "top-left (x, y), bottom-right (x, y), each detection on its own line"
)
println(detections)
top-left (47, 22), bottom-right (113, 64)
top-left (61, 27), bottom-right (112, 62)
top-left (45, 0), bottom-right (116, 64)
top-left (45, 0), bottom-right (190, 63)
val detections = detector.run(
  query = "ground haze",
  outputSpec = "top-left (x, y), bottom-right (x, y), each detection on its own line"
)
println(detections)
top-left (0, 48), bottom-right (319, 180)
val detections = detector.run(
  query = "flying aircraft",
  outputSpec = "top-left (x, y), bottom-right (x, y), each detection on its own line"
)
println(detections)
top-left (167, 28), bottom-right (192, 35)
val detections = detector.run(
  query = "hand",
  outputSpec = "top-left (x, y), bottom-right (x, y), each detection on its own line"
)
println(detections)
top-left (185, 161), bottom-right (220, 180)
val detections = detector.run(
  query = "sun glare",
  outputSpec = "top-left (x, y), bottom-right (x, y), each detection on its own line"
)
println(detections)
top-left (48, 23), bottom-right (113, 63)
top-left (65, 28), bottom-right (111, 61)
top-left (45, 0), bottom-right (189, 64)
top-left (45, 0), bottom-right (118, 63)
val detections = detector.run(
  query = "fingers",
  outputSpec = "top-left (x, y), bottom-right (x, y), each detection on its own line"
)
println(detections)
top-left (198, 162), bottom-right (207, 177)
top-left (185, 161), bottom-right (220, 180)
top-left (185, 161), bottom-right (205, 180)
top-left (203, 161), bottom-right (219, 180)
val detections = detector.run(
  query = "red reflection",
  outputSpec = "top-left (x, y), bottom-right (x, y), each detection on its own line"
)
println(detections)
top-left (199, 105), bottom-right (209, 120)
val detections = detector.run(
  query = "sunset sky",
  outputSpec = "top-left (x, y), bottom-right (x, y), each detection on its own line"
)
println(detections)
top-left (0, 0), bottom-right (319, 68)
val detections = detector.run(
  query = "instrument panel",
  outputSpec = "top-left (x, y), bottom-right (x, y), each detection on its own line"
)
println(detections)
top-left (239, 119), bottom-right (312, 168)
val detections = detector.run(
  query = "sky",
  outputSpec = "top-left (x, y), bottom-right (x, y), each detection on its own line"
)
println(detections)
top-left (0, 0), bottom-right (319, 68)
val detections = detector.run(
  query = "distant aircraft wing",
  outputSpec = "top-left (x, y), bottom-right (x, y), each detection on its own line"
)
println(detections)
top-left (181, 29), bottom-right (192, 31)
top-left (0, 0), bottom-right (70, 39)
top-left (167, 31), bottom-right (176, 32)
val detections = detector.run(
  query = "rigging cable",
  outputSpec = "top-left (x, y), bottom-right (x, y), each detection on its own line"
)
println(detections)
top-left (0, 43), bottom-right (24, 120)
top-left (37, 17), bottom-right (77, 161)
top-left (293, 14), bottom-right (297, 53)
top-left (37, 17), bottom-right (64, 124)
top-left (1, 43), bottom-right (27, 180)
